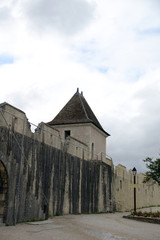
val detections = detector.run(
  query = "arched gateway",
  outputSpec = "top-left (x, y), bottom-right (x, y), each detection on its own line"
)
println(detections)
top-left (0, 160), bottom-right (8, 224)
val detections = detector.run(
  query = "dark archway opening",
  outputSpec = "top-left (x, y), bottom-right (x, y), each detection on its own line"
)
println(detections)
top-left (0, 161), bottom-right (8, 224)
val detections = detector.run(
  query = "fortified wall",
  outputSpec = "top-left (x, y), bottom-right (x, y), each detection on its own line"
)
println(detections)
top-left (115, 164), bottom-right (160, 211)
top-left (0, 102), bottom-right (160, 225)
top-left (0, 103), bottom-right (115, 225)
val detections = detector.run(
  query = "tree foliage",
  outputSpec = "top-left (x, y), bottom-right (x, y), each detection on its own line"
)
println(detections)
top-left (143, 157), bottom-right (160, 185)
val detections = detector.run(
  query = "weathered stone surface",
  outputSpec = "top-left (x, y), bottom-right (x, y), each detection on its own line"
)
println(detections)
top-left (0, 126), bottom-right (114, 225)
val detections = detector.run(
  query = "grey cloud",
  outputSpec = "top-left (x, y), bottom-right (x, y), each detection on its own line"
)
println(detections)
top-left (106, 118), bottom-right (160, 172)
top-left (104, 83), bottom-right (160, 172)
top-left (23, 0), bottom-right (95, 34)
top-left (6, 88), bottom-right (46, 113)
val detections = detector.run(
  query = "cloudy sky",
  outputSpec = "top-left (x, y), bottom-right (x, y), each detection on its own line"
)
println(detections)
top-left (0, 0), bottom-right (160, 172)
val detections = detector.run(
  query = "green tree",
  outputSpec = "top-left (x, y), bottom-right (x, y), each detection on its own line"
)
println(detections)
top-left (143, 157), bottom-right (160, 185)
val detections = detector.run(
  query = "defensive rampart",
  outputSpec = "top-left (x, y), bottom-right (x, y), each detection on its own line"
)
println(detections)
top-left (0, 103), bottom-right (115, 225)
top-left (115, 164), bottom-right (160, 211)
top-left (1, 102), bottom-right (159, 225)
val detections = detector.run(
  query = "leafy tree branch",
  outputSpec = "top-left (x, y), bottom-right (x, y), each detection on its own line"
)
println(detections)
top-left (143, 156), bottom-right (160, 185)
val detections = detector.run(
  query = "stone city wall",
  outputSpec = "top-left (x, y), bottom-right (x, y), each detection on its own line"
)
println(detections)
top-left (0, 103), bottom-right (96, 161)
top-left (1, 102), bottom-right (159, 225)
top-left (0, 103), bottom-right (114, 225)
top-left (115, 164), bottom-right (160, 211)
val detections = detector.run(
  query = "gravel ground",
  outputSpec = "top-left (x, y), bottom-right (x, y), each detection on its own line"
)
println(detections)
top-left (0, 211), bottom-right (160, 240)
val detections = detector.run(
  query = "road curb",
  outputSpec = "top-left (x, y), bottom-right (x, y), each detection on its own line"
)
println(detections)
top-left (123, 215), bottom-right (160, 224)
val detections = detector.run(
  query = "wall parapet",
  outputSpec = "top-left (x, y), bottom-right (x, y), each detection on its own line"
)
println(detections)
top-left (0, 102), bottom-right (110, 163)
top-left (64, 136), bottom-right (89, 160)
top-left (0, 103), bottom-right (63, 149)
top-left (35, 122), bottom-right (62, 150)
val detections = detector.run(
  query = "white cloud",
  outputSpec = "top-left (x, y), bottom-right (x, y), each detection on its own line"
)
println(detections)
top-left (0, 0), bottom-right (160, 172)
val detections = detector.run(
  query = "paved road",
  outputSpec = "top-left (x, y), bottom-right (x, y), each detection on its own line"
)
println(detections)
top-left (0, 212), bottom-right (160, 240)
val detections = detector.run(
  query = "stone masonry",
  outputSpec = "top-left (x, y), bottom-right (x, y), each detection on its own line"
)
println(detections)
top-left (0, 103), bottom-right (115, 225)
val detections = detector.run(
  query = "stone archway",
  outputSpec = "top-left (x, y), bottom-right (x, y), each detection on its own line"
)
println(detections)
top-left (0, 161), bottom-right (8, 224)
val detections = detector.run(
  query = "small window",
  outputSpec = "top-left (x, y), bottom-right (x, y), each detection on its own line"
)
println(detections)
top-left (65, 130), bottom-right (70, 139)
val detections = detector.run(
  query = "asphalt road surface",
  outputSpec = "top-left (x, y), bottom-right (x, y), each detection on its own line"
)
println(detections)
top-left (0, 212), bottom-right (160, 240)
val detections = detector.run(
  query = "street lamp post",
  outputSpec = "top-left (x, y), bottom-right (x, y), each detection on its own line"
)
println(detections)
top-left (132, 167), bottom-right (137, 213)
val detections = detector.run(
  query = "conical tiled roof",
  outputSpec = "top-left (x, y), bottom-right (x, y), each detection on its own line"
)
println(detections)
top-left (48, 89), bottom-right (110, 136)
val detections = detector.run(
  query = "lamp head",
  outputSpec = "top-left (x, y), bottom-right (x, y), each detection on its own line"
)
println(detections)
top-left (132, 167), bottom-right (137, 176)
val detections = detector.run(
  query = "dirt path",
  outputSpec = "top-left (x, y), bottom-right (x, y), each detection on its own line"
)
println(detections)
top-left (0, 212), bottom-right (160, 240)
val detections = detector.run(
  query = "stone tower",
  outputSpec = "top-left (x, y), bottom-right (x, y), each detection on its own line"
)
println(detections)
top-left (48, 88), bottom-right (110, 160)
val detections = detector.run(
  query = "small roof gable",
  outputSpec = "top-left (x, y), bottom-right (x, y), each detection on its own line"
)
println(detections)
top-left (48, 89), bottom-right (110, 136)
